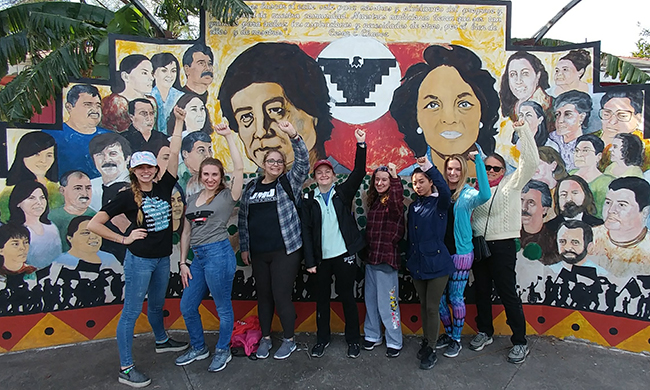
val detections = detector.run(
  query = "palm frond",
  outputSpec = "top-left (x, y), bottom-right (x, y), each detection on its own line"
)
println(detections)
top-left (0, 39), bottom-right (95, 122)
top-left (182, 0), bottom-right (253, 25)
top-left (0, 30), bottom-right (29, 76)
top-left (0, 3), bottom-right (114, 36)
top-left (601, 53), bottom-right (650, 84)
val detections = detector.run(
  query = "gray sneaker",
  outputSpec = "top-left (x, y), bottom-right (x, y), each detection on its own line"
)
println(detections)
top-left (507, 344), bottom-right (530, 364)
top-left (469, 332), bottom-right (493, 351)
top-left (175, 346), bottom-right (210, 366)
top-left (256, 337), bottom-right (272, 359)
top-left (118, 366), bottom-right (151, 388)
top-left (208, 348), bottom-right (232, 372)
top-left (273, 338), bottom-right (296, 360)
top-left (435, 333), bottom-right (452, 349)
top-left (443, 339), bottom-right (462, 358)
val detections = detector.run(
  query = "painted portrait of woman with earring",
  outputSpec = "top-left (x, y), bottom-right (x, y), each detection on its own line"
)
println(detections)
top-left (390, 44), bottom-right (500, 173)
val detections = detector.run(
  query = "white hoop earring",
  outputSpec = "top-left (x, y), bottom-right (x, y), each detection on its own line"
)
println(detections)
top-left (416, 127), bottom-right (423, 134)
top-left (479, 122), bottom-right (483, 129)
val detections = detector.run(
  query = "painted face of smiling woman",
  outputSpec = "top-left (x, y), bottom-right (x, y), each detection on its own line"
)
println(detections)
top-left (416, 65), bottom-right (482, 156)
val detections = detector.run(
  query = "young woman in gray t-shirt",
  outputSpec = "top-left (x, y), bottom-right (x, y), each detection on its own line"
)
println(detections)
top-left (175, 123), bottom-right (244, 372)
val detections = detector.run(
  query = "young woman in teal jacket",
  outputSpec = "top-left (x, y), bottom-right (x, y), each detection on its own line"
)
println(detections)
top-left (407, 156), bottom-right (455, 370)
top-left (436, 150), bottom-right (490, 358)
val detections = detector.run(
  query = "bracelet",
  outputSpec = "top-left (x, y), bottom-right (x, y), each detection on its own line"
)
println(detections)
top-left (180, 263), bottom-right (188, 267)
top-left (290, 133), bottom-right (299, 139)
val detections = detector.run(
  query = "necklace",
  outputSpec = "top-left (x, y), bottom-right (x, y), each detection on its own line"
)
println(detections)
top-left (608, 227), bottom-right (648, 248)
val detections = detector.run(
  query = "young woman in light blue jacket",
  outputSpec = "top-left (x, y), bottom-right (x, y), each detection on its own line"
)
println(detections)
top-left (436, 149), bottom-right (490, 358)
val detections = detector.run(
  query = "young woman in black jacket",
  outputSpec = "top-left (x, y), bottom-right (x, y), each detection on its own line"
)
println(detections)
top-left (302, 129), bottom-right (367, 359)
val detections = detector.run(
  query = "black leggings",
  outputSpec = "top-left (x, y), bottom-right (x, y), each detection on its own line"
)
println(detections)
top-left (251, 249), bottom-right (302, 339)
top-left (315, 253), bottom-right (360, 344)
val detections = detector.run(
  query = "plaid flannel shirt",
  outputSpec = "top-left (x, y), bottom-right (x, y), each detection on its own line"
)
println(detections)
top-left (238, 136), bottom-right (309, 255)
top-left (365, 177), bottom-right (406, 269)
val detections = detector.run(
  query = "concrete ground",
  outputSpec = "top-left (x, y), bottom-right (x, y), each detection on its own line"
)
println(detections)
top-left (1, 332), bottom-right (648, 390)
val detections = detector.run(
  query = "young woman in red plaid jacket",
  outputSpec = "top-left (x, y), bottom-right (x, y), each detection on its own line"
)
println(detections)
top-left (362, 162), bottom-right (406, 358)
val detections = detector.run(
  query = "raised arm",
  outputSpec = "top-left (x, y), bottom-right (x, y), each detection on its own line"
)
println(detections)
top-left (215, 123), bottom-right (245, 201)
top-left (467, 150), bottom-right (492, 209)
top-left (418, 156), bottom-right (451, 210)
top-left (386, 163), bottom-right (405, 214)
top-left (511, 120), bottom-right (540, 191)
top-left (166, 106), bottom-right (185, 179)
top-left (338, 129), bottom-right (367, 201)
top-left (278, 121), bottom-right (309, 196)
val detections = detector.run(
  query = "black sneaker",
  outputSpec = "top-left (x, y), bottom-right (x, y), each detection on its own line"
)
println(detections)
top-left (386, 347), bottom-right (401, 358)
top-left (443, 340), bottom-right (462, 358)
top-left (416, 338), bottom-right (429, 360)
top-left (311, 342), bottom-right (330, 358)
top-left (347, 343), bottom-right (361, 358)
top-left (419, 347), bottom-right (438, 370)
top-left (435, 333), bottom-right (452, 349)
top-left (155, 338), bottom-right (189, 353)
top-left (118, 366), bottom-right (151, 388)
top-left (362, 339), bottom-right (382, 351)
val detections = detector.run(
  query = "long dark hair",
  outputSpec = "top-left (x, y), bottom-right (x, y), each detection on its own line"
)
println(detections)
top-left (512, 100), bottom-right (549, 147)
top-left (166, 93), bottom-right (213, 136)
top-left (7, 132), bottom-right (58, 186)
top-left (112, 54), bottom-right (150, 94)
top-left (499, 51), bottom-right (550, 119)
top-left (151, 52), bottom-right (182, 90)
top-left (9, 181), bottom-right (51, 225)
top-left (390, 44), bottom-right (500, 157)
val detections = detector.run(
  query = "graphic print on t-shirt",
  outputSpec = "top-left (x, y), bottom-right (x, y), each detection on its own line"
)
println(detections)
top-left (142, 196), bottom-right (171, 232)
top-left (186, 210), bottom-right (214, 226)
top-left (249, 187), bottom-right (277, 204)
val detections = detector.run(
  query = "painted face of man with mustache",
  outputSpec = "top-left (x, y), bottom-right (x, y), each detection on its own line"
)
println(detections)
top-left (61, 173), bottom-right (92, 214)
top-left (65, 92), bottom-right (102, 134)
top-left (184, 51), bottom-right (213, 95)
top-left (557, 225), bottom-right (591, 265)
top-left (558, 179), bottom-right (587, 218)
top-left (92, 143), bottom-right (129, 184)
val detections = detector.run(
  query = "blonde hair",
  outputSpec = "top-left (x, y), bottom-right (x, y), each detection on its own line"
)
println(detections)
top-left (444, 155), bottom-right (469, 202)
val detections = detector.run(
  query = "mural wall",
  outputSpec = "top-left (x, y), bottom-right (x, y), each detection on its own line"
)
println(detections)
top-left (1, 0), bottom-right (650, 353)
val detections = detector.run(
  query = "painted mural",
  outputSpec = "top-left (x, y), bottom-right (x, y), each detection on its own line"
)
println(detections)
top-left (1, 0), bottom-right (650, 353)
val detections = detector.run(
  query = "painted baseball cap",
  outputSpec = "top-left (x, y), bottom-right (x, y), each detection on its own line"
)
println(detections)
top-left (313, 159), bottom-right (333, 172)
top-left (130, 151), bottom-right (158, 168)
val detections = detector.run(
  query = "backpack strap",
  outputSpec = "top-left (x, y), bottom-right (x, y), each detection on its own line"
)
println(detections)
top-left (279, 174), bottom-right (296, 205)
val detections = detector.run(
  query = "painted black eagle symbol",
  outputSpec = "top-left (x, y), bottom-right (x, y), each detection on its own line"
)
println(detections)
top-left (318, 56), bottom-right (397, 107)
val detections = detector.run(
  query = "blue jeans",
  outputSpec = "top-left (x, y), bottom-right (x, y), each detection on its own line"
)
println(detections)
top-left (180, 239), bottom-right (236, 351)
top-left (117, 250), bottom-right (170, 367)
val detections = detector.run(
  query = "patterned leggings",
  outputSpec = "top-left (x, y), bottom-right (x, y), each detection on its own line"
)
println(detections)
top-left (438, 253), bottom-right (474, 341)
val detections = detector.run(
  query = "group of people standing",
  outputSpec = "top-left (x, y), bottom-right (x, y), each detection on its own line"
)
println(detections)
top-left (87, 116), bottom-right (538, 387)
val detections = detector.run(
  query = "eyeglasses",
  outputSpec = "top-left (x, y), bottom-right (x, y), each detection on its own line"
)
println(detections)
top-left (574, 147), bottom-right (596, 155)
top-left (485, 165), bottom-right (503, 173)
top-left (265, 159), bottom-right (285, 166)
top-left (599, 109), bottom-right (633, 122)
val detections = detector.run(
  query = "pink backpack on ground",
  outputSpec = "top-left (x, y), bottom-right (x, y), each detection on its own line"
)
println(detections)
top-left (230, 315), bottom-right (262, 357)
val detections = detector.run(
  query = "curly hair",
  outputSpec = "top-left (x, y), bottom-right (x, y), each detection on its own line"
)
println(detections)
top-left (499, 51), bottom-right (550, 119)
top-left (390, 44), bottom-right (500, 157)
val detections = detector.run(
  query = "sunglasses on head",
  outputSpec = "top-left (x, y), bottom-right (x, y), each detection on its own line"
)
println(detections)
top-left (485, 165), bottom-right (503, 173)
top-left (376, 166), bottom-right (389, 172)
